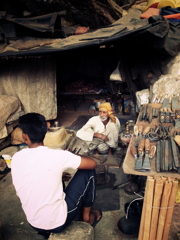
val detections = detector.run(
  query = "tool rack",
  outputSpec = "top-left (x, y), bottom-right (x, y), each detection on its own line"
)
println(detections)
top-left (123, 103), bottom-right (180, 240)
top-left (123, 103), bottom-right (180, 179)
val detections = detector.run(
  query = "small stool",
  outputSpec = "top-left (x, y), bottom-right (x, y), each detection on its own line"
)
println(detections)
top-left (48, 221), bottom-right (94, 240)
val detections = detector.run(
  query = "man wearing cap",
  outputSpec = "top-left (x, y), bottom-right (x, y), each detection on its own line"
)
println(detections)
top-left (76, 102), bottom-right (120, 155)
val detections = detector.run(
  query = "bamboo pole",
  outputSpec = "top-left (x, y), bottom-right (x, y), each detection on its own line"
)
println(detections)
top-left (149, 178), bottom-right (163, 240)
top-left (162, 179), bottom-right (178, 240)
top-left (138, 176), bottom-right (154, 240)
top-left (143, 176), bottom-right (155, 240)
top-left (138, 177), bottom-right (148, 240)
top-left (156, 179), bottom-right (172, 240)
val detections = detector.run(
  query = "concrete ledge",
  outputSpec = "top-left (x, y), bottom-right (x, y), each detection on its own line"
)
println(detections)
top-left (48, 221), bottom-right (94, 240)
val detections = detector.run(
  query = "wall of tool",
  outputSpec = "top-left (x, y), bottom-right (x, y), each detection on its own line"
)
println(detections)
top-left (131, 99), bottom-right (180, 174)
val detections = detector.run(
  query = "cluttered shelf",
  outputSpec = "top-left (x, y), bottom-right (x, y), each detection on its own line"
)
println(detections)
top-left (123, 103), bottom-right (180, 179)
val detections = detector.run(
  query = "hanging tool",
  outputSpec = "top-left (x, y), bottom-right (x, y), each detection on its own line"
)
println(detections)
top-left (156, 141), bottom-right (161, 172)
top-left (142, 125), bottom-right (151, 138)
top-left (148, 105), bottom-right (153, 123)
top-left (142, 138), bottom-right (151, 171)
top-left (160, 139), bottom-right (165, 171)
top-left (131, 145), bottom-right (138, 165)
top-left (149, 145), bottom-right (156, 160)
top-left (164, 140), bottom-right (169, 171)
top-left (134, 125), bottom-right (139, 147)
top-left (168, 139), bottom-right (173, 171)
top-left (170, 136), bottom-right (180, 169)
top-left (138, 125), bottom-right (143, 142)
top-left (135, 139), bottom-right (145, 170)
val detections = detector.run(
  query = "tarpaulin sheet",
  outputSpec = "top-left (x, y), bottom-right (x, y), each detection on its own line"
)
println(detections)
top-left (0, 9), bottom-right (180, 57)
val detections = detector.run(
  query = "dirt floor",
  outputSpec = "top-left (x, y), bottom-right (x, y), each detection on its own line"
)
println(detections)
top-left (0, 97), bottom-right (141, 240)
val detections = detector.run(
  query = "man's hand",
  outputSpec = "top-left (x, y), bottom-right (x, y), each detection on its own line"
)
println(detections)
top-left (94, 133), bottom-right (109, 142)
top-left (62, 172), bottom-right (71, 181)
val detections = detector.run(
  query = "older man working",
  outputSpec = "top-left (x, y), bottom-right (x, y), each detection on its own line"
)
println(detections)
top-left (76, 102), bottom-right (120, 155)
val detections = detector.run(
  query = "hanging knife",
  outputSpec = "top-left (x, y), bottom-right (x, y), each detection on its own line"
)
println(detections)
top-left (131, 145), bottom-right (138, 166)
top-left (138, 125), bottom-right (143, 142)
top-left (135, 139), bottom-right (145, 170)
top-left (134, 125), bottom-right (139, 147)
top-left (142, 138), bottom-right (151, 171)
top-left (149, 145), bottom-right (156, 160)
top-left (156, 141), bottom-right (161, 172)
top-left (164, 140), bottom-right (169, 171)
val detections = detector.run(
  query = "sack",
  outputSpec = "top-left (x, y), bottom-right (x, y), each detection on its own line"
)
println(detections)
top-left (11, 127), bottom-right (24, 145)
top-left (44, 127), bottom-right (72, 149)
top-left (110, 62), bottom-right (122, 81)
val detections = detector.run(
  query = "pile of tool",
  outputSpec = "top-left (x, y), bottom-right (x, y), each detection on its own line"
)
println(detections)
top-left (131, 125), bottom-right (157, 172)
top-left (138, 97), bottom-right (180, 125)
top-left (131, 100), bottom-right (180, 173)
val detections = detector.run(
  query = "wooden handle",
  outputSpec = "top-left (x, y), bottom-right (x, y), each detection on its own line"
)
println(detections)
top-left (134, 125), bottom-right (138, 136)
top-left (138, 125), bottom-right (143, 133)
top-left (149, 145), bottom-right (156, 158)
top-left (167, 108), bottom-right (172, 112)
top-left (143, 126), bottom-right (151, 135)
top-left (131, 145), bottom-right (137, 156)
top-left (145, 138), bottom-right (150, 151)
top-left (138, 139), bottom-right (145, 152)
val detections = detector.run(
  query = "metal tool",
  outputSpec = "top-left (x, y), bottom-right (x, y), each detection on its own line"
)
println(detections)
top-left (156, 141), bottom-right (161, 172)
top-left (142, 125), bottom-right (151, 138)
top-left (112, 181), bottom-right (130, 190)
top-left (138, 125), bottom-right (143, 142)
top-left (149, 145), bottom-right (156, 160)
top-left (170, 136), bottom-right (180, 169)
top-left (142, 138), bottom-right (151, 171)
top-left (135, 139), bottom-right (145, 170)
top-left (131, 145), bottom-right (138, 165)
top-left (164, 140), bottom-right (169, 171)
top-left (134, 125), bottom-right (139, 147)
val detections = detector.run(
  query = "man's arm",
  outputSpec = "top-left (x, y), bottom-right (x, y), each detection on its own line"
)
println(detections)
top-left (93, 132), bottom-right (109, 142)
top-left (78, 156), bottom-right (97, 169)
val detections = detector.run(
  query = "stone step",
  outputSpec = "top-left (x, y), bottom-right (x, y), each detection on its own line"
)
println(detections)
top-left (48, 221), bottom-right (94, 240)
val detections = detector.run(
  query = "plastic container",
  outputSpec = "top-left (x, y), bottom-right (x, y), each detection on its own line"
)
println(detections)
top-left (143, 0), bottom-right (179, 11)
top-left (2, 154), bottom-right (12, 168)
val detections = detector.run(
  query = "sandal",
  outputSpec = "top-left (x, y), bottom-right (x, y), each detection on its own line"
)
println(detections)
top-left (91, 209), bottom-right (102, 228)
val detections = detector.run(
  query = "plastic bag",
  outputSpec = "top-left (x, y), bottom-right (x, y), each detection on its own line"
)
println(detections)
top-left (110, 62), bottom-right (122, 81)
top-left (136, 89), bottom-right (149, 110)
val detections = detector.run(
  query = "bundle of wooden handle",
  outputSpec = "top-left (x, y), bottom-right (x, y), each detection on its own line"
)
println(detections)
top-left (138, 176), bottom-right (178, 240)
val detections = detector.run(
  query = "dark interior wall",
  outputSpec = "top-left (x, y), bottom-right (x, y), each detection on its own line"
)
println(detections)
top-left (56, 45), bottom-right (119, 93)
top-left (55, 40), bottom-right (168, 101)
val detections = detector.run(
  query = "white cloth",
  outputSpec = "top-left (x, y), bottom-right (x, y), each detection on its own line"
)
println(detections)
top-left (76, 116), bottom-right (120, 148)
top-left (11, 146), bottom-right (81, 230)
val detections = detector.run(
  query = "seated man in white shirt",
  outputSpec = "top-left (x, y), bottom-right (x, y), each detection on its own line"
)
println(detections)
top-left (76, 102), bottom-right (120, 155)
top-left (11, 113), bottom-right (102, 239)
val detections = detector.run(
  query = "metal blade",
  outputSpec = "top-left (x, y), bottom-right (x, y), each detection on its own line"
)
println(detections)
top-left (134, 152), bottom-right (143, 170)
top-left (142, 151), bottom-right (150, 170)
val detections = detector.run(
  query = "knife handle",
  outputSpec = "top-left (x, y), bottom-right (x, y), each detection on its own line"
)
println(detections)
top-left (149, 145), bottom-right (156, 159)
top-left (145, 138), bottom-right (150, 151)
top-left (131, 145), bottom-right (137, 156)
top-left (138, 139), bottom-right (145, 152)
top-left (143, 126), bottom-right (151, 135)
top-left (138, 125), bottom-right (143, 134)
top-left (134, 125), bottom-right (138, 136)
